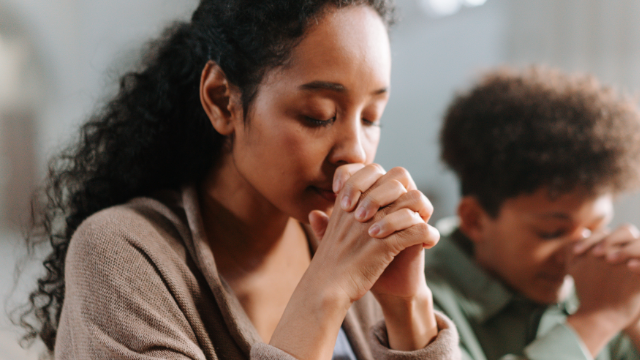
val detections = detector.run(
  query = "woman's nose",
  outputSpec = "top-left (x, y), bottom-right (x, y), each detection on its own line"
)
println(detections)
top-left (329, 119), bottom-right (367, 165)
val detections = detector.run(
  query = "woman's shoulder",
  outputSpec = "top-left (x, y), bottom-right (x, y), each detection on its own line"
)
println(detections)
top-left (68, 189), bottom-right (193, 273)
top-left (58, 190), bottom-right (216, 358)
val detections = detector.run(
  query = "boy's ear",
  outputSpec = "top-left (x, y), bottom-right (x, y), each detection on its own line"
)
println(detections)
top-left (458, 196), bottom-right (489, 244)
top-left (200, 61), bottom-right (242, 136)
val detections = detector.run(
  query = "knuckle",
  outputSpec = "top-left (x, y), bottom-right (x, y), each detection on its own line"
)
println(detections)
top-left (361, 195), bottom-right (378, 209)
top-left (405, 189), bottom-right (422, 202)
top-left (620, 223), bottom-right (634, 232)
top-left (427, 227), bottom-right (441, 247)
top-left (413, 221), bottom-right (429, 235)
top-left (624, 223), bottom-right (640, 238)
top-left (400, 208), bottom-right (416, 219)
top-left (401, 221), bottom-right (426, 243)
top-left (422, 194), bottom-right (434, 215)
top-left (609, 224), bottom-right (639, 243)
top-left (367, 163), bottom-right (386, 174)
top-left (388, 166), bottom-right (410, 178)
top-left (384, 235), bottom-right (404, 254)
top-left (391, 179), bottom-right (407, 193)
top-left (341, 182), bottom-right (354, 195)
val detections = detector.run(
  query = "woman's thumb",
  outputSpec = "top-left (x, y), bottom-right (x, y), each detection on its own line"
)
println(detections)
top-left (308, 210), bottom-right (330, 241)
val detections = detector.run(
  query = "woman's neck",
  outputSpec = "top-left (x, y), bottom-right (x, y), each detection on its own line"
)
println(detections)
top-left (198, 155), bottom-right (309, 276)
top-left (198, 157), bottom-right (312, 342)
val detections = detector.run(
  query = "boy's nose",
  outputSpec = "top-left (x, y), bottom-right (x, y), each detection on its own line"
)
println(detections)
top-left (568, 228), bottom-right (592, 243)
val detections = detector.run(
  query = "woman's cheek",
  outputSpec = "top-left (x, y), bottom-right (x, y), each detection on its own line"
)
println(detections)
top-left (363, 129), bottom-right (381, 162)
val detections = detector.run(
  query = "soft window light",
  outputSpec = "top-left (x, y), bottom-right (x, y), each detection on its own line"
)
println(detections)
top-left (420, 0), bottom-right (488, 17)
top-left (463, 0), bottom-right (487, 7)
top-left (420, 0), bottom-right (461, 17)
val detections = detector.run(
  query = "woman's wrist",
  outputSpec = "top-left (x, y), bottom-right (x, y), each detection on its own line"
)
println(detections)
top-left (269, 265), bottom-right (352, 360)
top-left (375, 287), bottom-right (438, 351)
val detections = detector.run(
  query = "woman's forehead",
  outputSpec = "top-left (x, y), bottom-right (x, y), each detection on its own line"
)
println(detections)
top-left (271, 6), bottom-right (391, 91)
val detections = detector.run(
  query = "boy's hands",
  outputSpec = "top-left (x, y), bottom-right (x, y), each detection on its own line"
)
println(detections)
top-left (573, 224), bottom-right (640, 271)
top-left (568, 225), bottom-right (640, 356)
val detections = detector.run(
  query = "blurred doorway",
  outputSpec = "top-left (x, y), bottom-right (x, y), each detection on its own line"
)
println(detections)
top-left (0, 4), bottom-right (42, 233)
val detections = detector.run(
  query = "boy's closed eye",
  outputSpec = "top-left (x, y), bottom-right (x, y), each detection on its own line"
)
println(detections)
top-left (537, 229), bottom-right (569, 240)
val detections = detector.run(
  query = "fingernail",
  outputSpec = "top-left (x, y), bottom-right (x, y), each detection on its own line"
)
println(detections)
top-left (356, 207), bottom-right (366, 220)
top-left (341, 195), bottom-right (350, 209)
top-left (593, 243), bottom-right (605, 255)
top-left (333, 178), bottom-right (342, 193)
top-left (369, 224), bottom-right (381, 237)
top-left (607, 251), bottom-right (621, 261)
top-left (582, 229), bottom-right (592, 239)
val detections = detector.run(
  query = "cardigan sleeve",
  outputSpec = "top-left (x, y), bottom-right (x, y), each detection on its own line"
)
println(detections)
top-left (369, 311), bottom-right (462, 360)
top-left (250, 343), bottom-right (299, 360)
top-left (54, 210), bottom-right (206, 360)
top-left (250, 311), bottom-right (461, 360)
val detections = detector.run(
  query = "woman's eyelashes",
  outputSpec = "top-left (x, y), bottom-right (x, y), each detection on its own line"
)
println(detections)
top-left (304, 115), bottom-right (335, 127)
top-left (362, 118), bottom-right (381, 127)
top-left (303, 115), bottom-right (380, 127)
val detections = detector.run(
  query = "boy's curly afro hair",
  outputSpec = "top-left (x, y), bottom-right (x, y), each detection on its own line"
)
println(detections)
top-left (440, 67), bottom-right (640, 217)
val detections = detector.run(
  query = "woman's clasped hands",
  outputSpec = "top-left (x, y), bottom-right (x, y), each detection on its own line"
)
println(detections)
top-left (308, 163), bottom-right (441, 350)
top-left (270, 163), bottom-right (442, 358)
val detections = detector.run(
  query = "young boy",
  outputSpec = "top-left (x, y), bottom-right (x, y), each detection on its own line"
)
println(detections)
top-left (430, 68), bottom-right (640, 360)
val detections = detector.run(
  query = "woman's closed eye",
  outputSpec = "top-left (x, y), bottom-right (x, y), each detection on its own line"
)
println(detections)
top-left (304, 115), bottom-right (336, 127)
top-left (362, 118), bottom-right (381, 127)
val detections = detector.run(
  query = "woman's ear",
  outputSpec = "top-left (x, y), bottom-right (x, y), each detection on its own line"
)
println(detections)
top-left (457, 196), bottom-right (488, 244)
top-left (200, 61), bottom-right (242, 136)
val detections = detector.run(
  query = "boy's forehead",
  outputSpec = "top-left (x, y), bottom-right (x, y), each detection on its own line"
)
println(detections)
top-left (500, 187), bottom-right (614, 223)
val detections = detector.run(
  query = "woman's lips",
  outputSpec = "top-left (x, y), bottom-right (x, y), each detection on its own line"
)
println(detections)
top-left (313, 187), bottom-right (337, 202)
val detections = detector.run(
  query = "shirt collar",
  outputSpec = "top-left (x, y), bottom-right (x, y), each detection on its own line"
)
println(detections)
top-left (427, 226), bottom-right (514, 323)
top-left (427, 221), bottom-right (579, 323)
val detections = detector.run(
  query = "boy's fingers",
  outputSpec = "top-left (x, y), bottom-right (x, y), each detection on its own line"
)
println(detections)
top-left (573, 229), bottom-right (608, 254)
top-left (595, 224), bottom-right (640, 257)
top-left (628, 259), bottom-right (640, 272)
top-left (606, 240), bottom-right (640, 264)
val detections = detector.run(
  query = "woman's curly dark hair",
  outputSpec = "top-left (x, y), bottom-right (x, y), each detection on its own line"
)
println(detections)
top-left (440, 67), bottom-right (640, 217)
top-left (19, 0), bottom-right (396, 352)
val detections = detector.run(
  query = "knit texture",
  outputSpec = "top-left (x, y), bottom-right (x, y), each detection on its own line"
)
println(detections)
top-left (54, 185), bottom-right (460, 359)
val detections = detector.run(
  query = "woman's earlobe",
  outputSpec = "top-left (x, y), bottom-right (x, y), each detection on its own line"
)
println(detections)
top-left (200, 61), bottom-right (239, 136)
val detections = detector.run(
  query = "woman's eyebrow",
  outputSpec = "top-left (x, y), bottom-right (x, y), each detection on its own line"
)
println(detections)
top-left (299, 81), bottom-right (388, 95)
top-left (300, 81), bottom-right (346, 92)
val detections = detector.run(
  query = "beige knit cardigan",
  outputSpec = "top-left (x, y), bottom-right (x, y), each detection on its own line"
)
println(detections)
top-left (54, 185), bottom-right (460, 359)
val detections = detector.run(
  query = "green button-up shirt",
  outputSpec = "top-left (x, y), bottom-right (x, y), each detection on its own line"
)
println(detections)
top-left (425, 222), bottom-right (640, 360)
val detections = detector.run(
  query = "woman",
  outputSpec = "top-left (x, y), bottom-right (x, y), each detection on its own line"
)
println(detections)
top-left (21, 0), bottom-right (459, 358)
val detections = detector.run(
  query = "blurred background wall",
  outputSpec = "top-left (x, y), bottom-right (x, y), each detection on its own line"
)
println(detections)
top-left (1, 0), bottom-right (640, 358)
